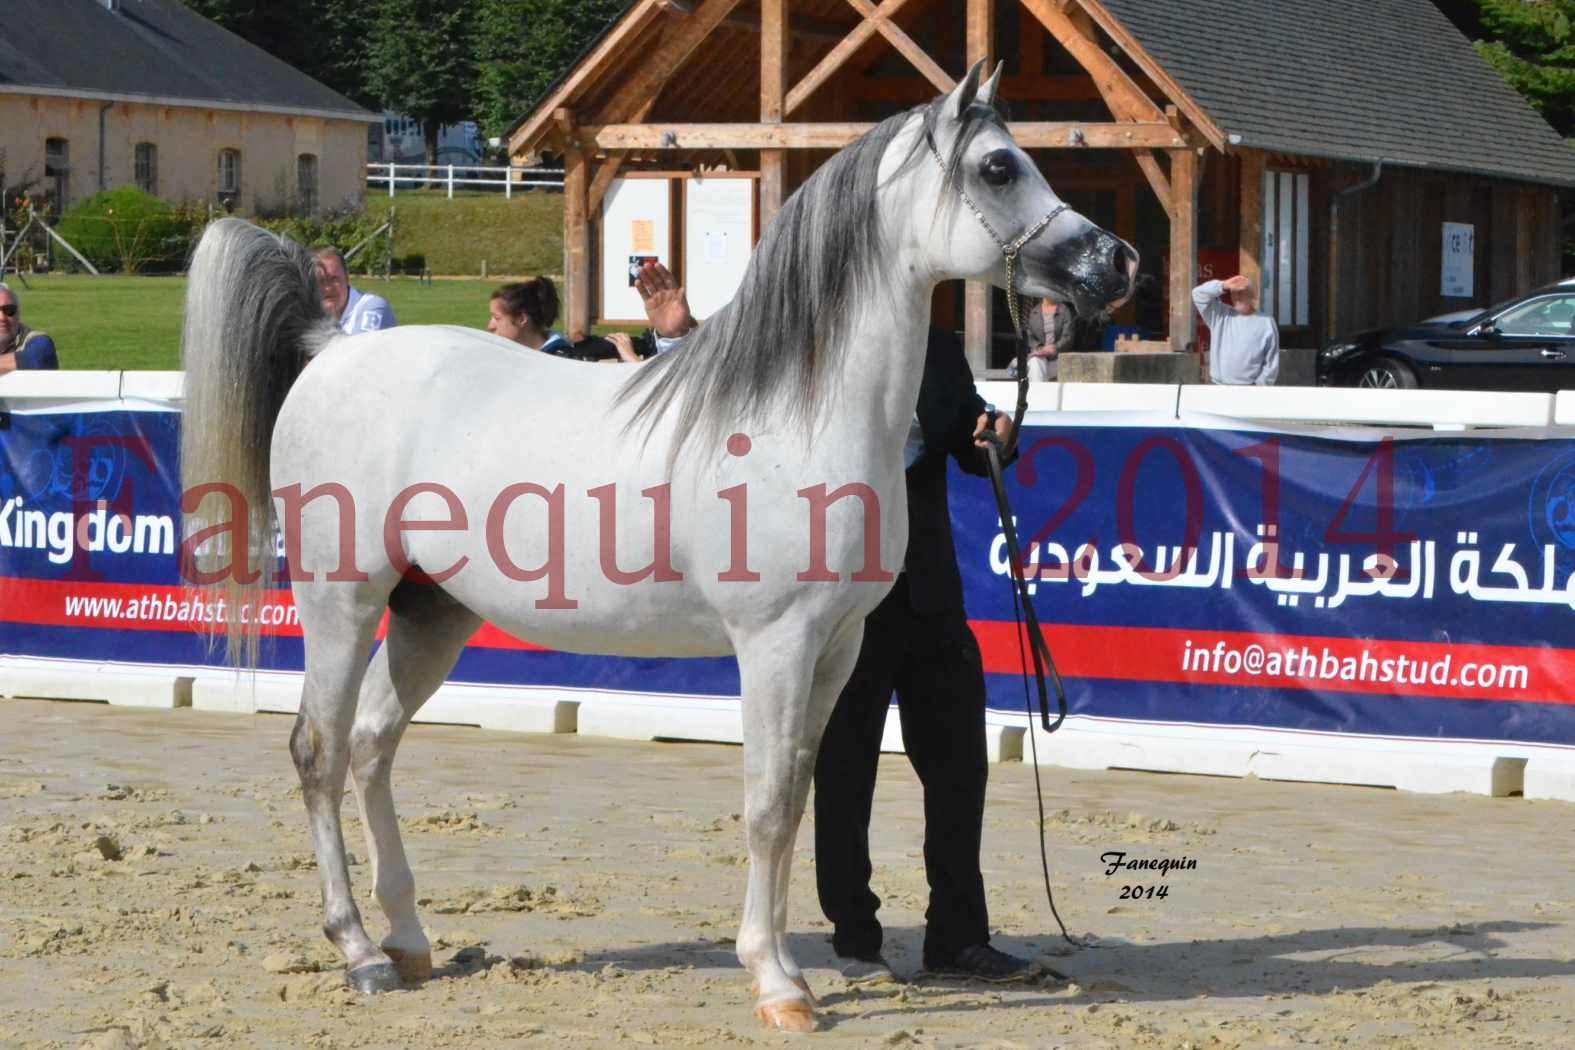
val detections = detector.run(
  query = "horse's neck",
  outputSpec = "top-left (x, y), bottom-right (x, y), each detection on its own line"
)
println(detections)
top-left (825, 287), bottom-right (936, 456)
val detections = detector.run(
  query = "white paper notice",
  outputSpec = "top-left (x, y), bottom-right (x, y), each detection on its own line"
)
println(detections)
top-left (705, 230), bottom-right (727, 261)
top-left (1442, 222), bottom-right (1474, 298)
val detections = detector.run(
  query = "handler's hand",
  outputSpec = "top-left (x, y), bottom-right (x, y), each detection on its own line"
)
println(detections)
top-left (1223, 274), bottom-right (1251, 293)
top-left (973, 411), bottom-right (1013, 452)
top-left (607, 331), bottom-right (642, 363)
top-left (634, 262), bottom-right (697, 339)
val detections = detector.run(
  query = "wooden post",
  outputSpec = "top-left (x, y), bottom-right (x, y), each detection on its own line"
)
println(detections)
top-left (1238, 150), bottom-right (1264, 291)
top-left (760, 0), bottom-right (787, 230)
top-left (1169, 148), bottom-right (1198, 353)
top-left (964, 0), bottom-right (995, 371)
top-left (563, 144), bottom-right (591, 340)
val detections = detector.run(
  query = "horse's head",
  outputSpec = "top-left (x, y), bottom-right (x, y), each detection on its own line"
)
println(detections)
top-left (910, 61), bottom-right (1139, 345)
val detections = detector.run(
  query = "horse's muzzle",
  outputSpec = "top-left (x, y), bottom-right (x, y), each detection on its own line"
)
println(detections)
top-left (1038, 229), bottom-right (1139, 319)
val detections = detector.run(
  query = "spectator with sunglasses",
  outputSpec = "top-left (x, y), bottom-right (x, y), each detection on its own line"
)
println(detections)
top-left (0, 283), bottom-right (59, 374)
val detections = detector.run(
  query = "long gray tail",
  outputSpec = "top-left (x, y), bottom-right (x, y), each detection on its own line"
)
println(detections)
top-left (180, 218), bottom-right (334, 666)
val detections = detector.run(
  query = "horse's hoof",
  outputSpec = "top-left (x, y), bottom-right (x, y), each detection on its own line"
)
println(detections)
top-left (750, 978), bottom-right (817, 1006)
top-left (345, 961), bottom-right (403, 994)
top-left (755, 997), bottom-right (817, 1033)
top-left (383, 945), bottom-right (433, 982)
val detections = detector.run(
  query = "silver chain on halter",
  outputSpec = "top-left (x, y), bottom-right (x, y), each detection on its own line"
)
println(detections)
top-left (926, 135), bottom-right (1068, 339)
top-left (929, 131), bottom-right (1080, 950)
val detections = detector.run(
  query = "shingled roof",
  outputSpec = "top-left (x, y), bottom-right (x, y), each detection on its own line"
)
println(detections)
top-left (1099, 0), bottom-right (1575, 187)
top-left (0, 0), bottom-right (374, 123)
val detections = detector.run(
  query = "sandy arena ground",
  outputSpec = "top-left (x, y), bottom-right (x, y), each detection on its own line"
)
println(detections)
top-left (1, 697), bottom-right (1573, 1049)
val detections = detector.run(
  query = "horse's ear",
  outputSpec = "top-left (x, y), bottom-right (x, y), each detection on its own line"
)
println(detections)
top-left (942, 59), bottom-right (986, 125)
top-left (977, 61), bottom-right (1004, 109)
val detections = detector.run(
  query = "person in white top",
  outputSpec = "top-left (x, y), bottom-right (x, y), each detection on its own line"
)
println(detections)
top-left (1193, 274), bottom-right (1279, 385)
top-left (314, 247), bottom-right (396, 336)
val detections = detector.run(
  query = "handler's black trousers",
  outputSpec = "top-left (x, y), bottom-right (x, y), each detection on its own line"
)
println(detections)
top-left (813, 574), bottom-right (991, 963)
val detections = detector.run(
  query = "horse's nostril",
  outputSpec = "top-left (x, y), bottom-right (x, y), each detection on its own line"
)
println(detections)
top-left (1112, 241), bottom-right (1138, 278)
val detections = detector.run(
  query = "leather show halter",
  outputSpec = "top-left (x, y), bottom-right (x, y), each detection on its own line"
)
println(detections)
top-left (929, 130), bottom-right (1087, 950)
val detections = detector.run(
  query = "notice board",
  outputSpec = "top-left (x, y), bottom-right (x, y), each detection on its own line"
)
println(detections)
top-left (600, 176), bottom-right (676, 323)
top-left (682, 176), bottom-right (758, 320)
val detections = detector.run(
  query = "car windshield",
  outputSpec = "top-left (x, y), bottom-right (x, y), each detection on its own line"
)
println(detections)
top-left (1459, 286), bottom-right (1575, 329)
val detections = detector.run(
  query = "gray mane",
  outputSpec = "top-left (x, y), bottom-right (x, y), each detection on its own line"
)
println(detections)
top-left (618, 95), bottom-right (1002, 460)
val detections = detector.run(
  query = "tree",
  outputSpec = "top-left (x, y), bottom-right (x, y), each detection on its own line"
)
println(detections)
top-left (179, 0), bottom-right (377, 106)
top-left (366, 0), bottom-right (480, 168)
top-left (471, 0), bottom-right (625, 144)
top-left (1437, 0), bottom-right (1575, 136)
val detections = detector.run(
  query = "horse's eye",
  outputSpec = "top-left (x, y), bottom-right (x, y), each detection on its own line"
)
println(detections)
top-left (980, 149), bottom-right (1017, 187)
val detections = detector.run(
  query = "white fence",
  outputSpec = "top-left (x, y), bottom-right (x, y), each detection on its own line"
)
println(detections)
top-left (367, 163), bottom-right (565, 199)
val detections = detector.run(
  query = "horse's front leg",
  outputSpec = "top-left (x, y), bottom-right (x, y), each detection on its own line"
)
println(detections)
top-left (735, 622), bottom-right (864, 1033)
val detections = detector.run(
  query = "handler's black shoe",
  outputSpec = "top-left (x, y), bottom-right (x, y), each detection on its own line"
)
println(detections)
top-left (919, 944), bottom-right (1042, 984)
top-left (837, 953), bottom-right (897, 987)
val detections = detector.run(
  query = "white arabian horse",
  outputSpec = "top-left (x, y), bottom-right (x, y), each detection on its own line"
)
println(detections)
top-left (179, 63), bottom-right (1135, 1031)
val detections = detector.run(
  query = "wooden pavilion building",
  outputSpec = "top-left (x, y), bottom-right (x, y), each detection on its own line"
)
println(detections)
top-left (509, 0), bottom-right (1575, 372)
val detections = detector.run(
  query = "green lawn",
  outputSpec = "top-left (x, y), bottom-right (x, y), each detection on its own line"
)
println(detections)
top-left (15, 274), bottom-right (635, 371)
top-left (365, 190), bottom-right (563, 278)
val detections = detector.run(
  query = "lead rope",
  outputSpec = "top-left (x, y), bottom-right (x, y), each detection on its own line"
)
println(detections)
top-left (928, 132), bottom-right (1085, 950)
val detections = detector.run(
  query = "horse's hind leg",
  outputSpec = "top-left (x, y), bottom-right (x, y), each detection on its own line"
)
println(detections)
top-left (290, 580), bottom-right (398, 993)
top-left (349, 582), bottom-right (481, 984)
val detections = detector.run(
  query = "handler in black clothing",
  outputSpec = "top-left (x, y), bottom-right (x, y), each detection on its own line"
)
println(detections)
top-left (815, 326), bottom-right (1037, 985)
top-left (627, 265), bottom-right (1038, 985)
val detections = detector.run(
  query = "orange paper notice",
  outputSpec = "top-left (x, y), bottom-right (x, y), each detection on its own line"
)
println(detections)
top-left (631, 220), bottom-right (655, 253)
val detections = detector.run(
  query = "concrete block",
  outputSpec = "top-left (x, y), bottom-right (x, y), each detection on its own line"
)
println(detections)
top-left (0, 370), bottom-right (123, 404)
top-left (418, 684), bottom-right (578, 735)
top-left (976, 380), bottom-right (1062, 414)
top-left (1278, 347), bottom-right (1319, 387)
top-left (119, 371), bottom-right (185, 402)
top-left (0, 657), bottom-right (190, 709)
top-left (189, 671), bottom-right (298, 715)
top-left (1059, 351), bottom-right (1201, 386)
top-left (1524, 756), bottom-right (1575, 802)
top-left (576, 693), bottom-right (744, 744)
top-left (1009, 715), bottom-right (1561, 800)
top-left (1059, 381), bottom-right (1180, 415)
top-left (1181, 384), bottom-right (1553, 428)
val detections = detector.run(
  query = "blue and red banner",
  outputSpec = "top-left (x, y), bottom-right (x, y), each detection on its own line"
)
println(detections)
top-left (953, 422), bottom-right (1575, 743)
top-left (3, 404), bottom-right (1573, 745)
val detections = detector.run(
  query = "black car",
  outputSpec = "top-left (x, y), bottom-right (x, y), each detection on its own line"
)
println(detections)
top-left (1318, 279), bottom-right (1575, 391)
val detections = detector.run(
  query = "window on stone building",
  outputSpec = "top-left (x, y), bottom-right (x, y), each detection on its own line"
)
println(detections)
top-left (134, 143), bottom-right (158, 195)
top-left (296, 153), bottom-right (319, 214)
top-left (217, 148), bottom-right (242, 208)
top-left (44, 137), bottom-right (70, 211)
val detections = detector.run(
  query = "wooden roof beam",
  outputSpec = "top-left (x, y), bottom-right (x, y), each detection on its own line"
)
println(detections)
top-left (1021, 0), bottom-right (1160, 123)
top-left (509, 0), bottom-right (666, 158)
top-left (589, 0), bottom-right (747, 127)
top-left (1072, 0), bottom-right (1227, 151)
top-left (722, 11), bottom-right (855, 42)
top-left (581, 121), bottom-right (1189, 150)
top-left (786, 0), bottom-right (916, 116)
top-left (860, 74), bottom-right (1101, 102)
top-left (846, 0), bottom-right (955, 96)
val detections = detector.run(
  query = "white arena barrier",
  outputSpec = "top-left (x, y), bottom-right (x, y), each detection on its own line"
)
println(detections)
top-left (2, 370), bottom-right (1573, 797)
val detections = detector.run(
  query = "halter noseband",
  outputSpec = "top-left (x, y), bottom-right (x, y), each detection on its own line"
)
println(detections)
top-left (926, 132), bottom-right (1068, 339)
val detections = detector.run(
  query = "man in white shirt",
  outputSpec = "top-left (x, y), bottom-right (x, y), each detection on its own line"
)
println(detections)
top-left (1193, 275), bottom-right (1278, 385)
top-left (315, 247), bottom-right (396, 336)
